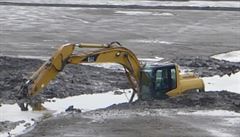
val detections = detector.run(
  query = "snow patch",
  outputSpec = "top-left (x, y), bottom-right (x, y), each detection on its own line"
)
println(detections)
top-left (115, 10), bottom-right (152, 15)
top-left (44, 89), bottom-right (135, 113)
top-left (153, 12), bottom-right (174, 16)
top-left (82, 63), bottom-right (124, 71)
top-left (208, 129), bottom-right (234, 137)
top-left (178, 110), bottom-right (240, 116)
top-left (115, 11), bottom-right (174, 16)
top-left (203, 72), bottom-right (240, 94)
top-left (212, 50), bottom-right (240, 62)
top-left (1, 55), bottom-right (49, 61)
top-left (139, 56), bottom-right (164, 62)
top-left (0, 104), bottom-right (44, 136)
top-left (130, 39), bottom-right (173, 45)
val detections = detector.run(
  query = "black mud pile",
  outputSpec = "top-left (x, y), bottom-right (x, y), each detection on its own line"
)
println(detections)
top-left (0, 56), bottom-right (128, 104)
top-left (107, 91), bottom-right (240, 112)
top-left (172, 56), bottom-right (240, 77)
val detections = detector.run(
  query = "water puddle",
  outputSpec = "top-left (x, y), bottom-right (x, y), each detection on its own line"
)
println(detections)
top-left (0, 89), bottom-right (136, 137)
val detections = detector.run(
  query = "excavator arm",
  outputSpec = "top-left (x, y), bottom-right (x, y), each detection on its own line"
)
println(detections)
top-left (17, 42), bottom-right (141, 110)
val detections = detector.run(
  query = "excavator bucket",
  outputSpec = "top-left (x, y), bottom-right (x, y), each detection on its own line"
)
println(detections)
top-left (16, 43), bottom-right (76, 111)
top-left (30, 103), bottom-right (46, 111)
top-left (17, 102), bottom-right (46, 111)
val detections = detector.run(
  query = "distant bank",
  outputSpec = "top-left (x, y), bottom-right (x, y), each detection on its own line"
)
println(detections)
top-left (0, 1), bottom-right (239, 11)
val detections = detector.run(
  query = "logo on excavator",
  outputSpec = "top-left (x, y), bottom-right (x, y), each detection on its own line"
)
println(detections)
top-left (86, 55), bottom-right (98, 62)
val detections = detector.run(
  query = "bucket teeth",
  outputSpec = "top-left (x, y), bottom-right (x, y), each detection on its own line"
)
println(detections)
top-left (16, 80), bottom-right (31, 111)
top-left (17, 102), bottom-right (29, 111)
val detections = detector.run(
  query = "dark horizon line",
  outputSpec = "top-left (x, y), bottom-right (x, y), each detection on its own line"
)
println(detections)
top-left (0, 2), bottom-right (239, 11)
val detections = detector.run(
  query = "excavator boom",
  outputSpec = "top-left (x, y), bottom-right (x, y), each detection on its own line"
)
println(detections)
top-left (17, 42), bottom-right (141, 110)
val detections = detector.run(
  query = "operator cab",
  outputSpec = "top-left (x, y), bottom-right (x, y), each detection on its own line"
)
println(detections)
top-left (139, 63), bottom-right (178, 100)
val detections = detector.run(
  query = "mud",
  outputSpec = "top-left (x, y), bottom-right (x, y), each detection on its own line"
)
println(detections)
top-left (0, 56), bottom-right (128, 104)
top-left (172, 56), bottom-right (240, 77)
top-left (18, 110), bottom-right (215, 137)
top-left (107, 91), bottom-right (240, 112)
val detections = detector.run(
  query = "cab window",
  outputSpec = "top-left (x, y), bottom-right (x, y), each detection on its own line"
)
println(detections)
top-left (154, 67), bottom-right (177, 94)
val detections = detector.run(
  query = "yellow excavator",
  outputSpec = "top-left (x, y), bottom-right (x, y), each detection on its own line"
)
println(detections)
top-left (17, 42), bottom-right (204, 111)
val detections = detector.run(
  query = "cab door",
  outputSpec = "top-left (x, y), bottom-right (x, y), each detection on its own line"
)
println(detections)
top-left (153, 66), bottom-right (177, 99)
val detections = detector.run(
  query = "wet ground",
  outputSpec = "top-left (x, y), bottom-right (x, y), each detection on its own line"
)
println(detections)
top-left (0, 4), bottom-right (240, 59)
top-left (18, 109), bottom-right (240, 137)
top-left (0, 1), bottom-right (240, 137)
